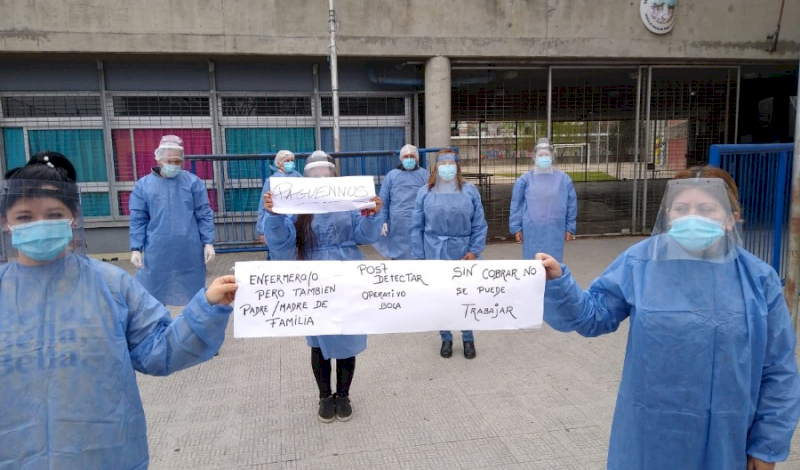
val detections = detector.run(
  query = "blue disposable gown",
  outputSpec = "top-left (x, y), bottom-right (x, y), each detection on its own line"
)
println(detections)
top-left (256, 167), bottom-right (302, 236)
top-left (374, 166), bottom-right (430, 259)
top-left (509, 169), bottom-right (577, 262)
top-left (411, 183), bottom-right (488, 260)
top-left (129, 169), bottom-right (215, 306)
top-left (264, 210), bottom-right (381, 359)
top-left (543, 236), bottom-right (800, 470)
top-left (0, 253), bottom-right (232, 470)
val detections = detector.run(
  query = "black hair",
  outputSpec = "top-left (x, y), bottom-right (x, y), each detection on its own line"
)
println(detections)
top-left (294, 214), bottom-right (315, 261)
top-left (1, 151), bottom-right (80, 217)
top-left (5, 151), bottom-right (77, 183)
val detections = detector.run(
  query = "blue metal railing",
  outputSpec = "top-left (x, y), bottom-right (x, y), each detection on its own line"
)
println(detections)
top-left (708, 143), bottom-right (793, 279)
top-left (185, 148), bottom-right (452, 253)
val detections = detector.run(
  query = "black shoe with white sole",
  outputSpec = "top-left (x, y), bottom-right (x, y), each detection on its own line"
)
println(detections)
top-left (335, 395), bottom-right (352, 421)
top-left (318, 395), bottom-right (336, 423)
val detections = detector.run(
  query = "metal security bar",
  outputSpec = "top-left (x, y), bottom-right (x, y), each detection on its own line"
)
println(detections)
top-left (451, 68), bottom-right (548, 240)
top-left (709, 143), bottom-right (793, 279)
top-left (0, 65), bottom-right (413, 229)
top-left (551, 67), bottom-right (641, 235)
top-left (0, 92), bottom-right (111, 221)
top-left (449, 66), bottom-right (740, 238)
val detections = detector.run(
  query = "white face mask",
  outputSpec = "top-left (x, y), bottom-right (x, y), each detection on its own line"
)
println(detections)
top-left (535, 154), bottom-right (552, 169)
top-left (438, 165), bottom-right (457, 181)
top-left (161, 163), bottom-right (182, 178)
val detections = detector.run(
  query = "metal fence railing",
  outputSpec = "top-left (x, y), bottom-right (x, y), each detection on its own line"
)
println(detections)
top-left (709, 143), bottom-right (793, 279)
top-left (185, 148), bottom-right (448, 253)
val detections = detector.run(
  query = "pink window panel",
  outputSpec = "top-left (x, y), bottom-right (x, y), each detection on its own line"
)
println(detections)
top-left (112, 129), bottom-right (136, 181)
top-left (118, 191), bottom-right (132, 216)
top-left (113, 128), bottom-right (215, 182)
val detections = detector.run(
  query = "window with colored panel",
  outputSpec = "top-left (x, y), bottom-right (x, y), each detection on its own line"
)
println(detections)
top-left (223, 127), bottom-right (315, 212)
top-left (112, 128), bottom-right (214, 182)
top-left (2, 128), bottom-right (26, 171)
top-left (321, 127), bottom-right (406, 177)
top-left (27, 129), bottom-right (107, 183)
top-left (224, 127), bottom-right (315, 179)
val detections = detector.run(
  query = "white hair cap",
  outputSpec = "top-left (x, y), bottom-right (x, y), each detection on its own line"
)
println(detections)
top-left (275, 150), bottom-right (295, 165)
top-left (154, 135), bottom-right (185, 161)
top-left (399, 144), bottom-right (419, 160)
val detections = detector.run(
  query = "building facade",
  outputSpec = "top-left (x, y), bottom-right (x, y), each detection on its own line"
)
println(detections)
top-left (1, 0), bottom-right (797, 252)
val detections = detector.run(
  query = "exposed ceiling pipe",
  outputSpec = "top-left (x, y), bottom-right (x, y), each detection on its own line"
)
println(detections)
top-left (368, 69), bottom-right (497, 87)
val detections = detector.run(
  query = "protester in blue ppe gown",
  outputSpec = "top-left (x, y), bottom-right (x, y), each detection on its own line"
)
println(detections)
top-left (411, 149), bottom-right (488, 360)
top-left (509, 137), bottom-right (577, 262)
top-left (262, 150), bottom-right (383, 424)
top-left (0, 152), bottom-right (238, 470)
top-left (374, 144), bottom-right (430, 260)
top-left (129, 135), bottom-right (216, 306)
top-left (537, 166), bottom-right (800, 470)
top-left (256, 149), bottom-right (302, 251)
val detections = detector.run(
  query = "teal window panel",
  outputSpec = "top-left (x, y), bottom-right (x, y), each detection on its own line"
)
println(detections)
top-left (2, 128), bottom-right (26, 171)
top-left (223, 187), bottom-right (262, 212)
top-left (320, 127), bottom-right (405, 152)
top-left (27, 129), bottom-right (108, 182)
top-left (80, 192), bottom-right (111, 217)
top-left (224, 128), bottom-right (315, 179)
top-left (321, 127), bottom-right (405, 177)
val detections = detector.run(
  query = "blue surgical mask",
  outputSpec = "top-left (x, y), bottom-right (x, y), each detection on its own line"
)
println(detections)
top-left (401, 158), bottom-right (417, 170)
top-left (10, 219), bottom-right (74, 261)
top-left (282, 161), bottom-right (296, 173)
top-left (668, 215), bottom-right (725, 252)
top-left (161, 164), bottom-right (182, 178)
top-left (438, 165), bottom-right (457, 181)
top-left (535, 156), bottom-right (552, 169)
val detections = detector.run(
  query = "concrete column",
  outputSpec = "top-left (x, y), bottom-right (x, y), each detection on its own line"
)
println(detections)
top-left (424, 56), bottom-right (451, 149)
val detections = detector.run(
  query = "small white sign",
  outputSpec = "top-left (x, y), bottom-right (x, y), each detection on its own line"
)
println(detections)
top-left (233, 260), bottom-right (545, 338)
top-left (641, 0), bottom-right (676, 34)
top-left (269, 176), bottom-right (377, 214)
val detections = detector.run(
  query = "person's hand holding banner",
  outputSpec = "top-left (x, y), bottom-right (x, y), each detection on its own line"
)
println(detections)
top-left (268, 176), bottom-right (378, 214)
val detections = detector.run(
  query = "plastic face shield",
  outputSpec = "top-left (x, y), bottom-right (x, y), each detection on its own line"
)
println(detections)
top-left (155, 142), bottom-right (185, 162)
top-left (399, 144), bottom-right (419, 160)
top-left (649, 178), bottom-right (741, 263)
top-left (303, 160), bottom-right (336, 178)
top-left (0, 179), bottom-right (87, 260)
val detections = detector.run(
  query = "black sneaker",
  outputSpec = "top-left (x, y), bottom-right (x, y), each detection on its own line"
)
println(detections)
top-left (318, 395), bottom-right (336, 423)
top-left (335, 395), bottom-right (352, 421)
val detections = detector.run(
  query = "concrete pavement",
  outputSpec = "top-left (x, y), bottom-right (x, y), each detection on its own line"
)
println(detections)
top-left (113, 237), bottom-right (800, 470)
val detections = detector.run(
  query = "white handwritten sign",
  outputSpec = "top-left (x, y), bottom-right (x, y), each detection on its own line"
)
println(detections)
top-left (270, 176), bottom-right (377, 214)
top-left (233, 260), bottom-right (545, 338)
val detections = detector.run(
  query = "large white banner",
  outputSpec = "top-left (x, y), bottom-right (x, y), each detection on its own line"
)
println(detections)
top-left (269, 175), bottom-right (377, 214)
top-left (233, 260), bottom-right (545, 338)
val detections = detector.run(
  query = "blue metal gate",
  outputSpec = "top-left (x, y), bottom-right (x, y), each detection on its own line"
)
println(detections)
top-left (708, 143), bottom-right (793, 279)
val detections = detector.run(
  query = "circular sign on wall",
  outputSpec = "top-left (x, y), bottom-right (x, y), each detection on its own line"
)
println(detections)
top-left (641, 0), bottom-right (677, 34)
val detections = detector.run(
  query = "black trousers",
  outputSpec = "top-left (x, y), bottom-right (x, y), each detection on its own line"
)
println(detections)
top-left (310, 347), bottom-right (356, 398)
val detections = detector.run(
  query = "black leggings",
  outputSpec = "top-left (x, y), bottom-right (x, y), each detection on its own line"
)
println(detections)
top-left (310, 347), bottom-right (356, 398)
